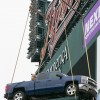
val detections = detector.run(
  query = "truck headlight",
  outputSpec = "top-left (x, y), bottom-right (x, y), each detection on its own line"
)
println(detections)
top-left (81, 76), bottom-right (88, 84)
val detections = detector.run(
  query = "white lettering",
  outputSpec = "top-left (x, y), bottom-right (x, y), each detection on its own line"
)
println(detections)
top-left (46, 46), bottom-right (68, 72)
top-left (61, 51), bottom-right (65, 64)
top-left (99, 6), bottom-right (100, 18)
top-left (93, 8), bottom-right (98, 23)
top-left (85, 20), bottom-right (90, 35)
top-left (90, 15), bottom-right (94, 29)
top-left (85, 5), bottom-right (100, 39)
top-left (64, 46), bottom-right (68, 60)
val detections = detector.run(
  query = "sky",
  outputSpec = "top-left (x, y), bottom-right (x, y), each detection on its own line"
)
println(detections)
top-left (0, 0), bottom-right (99, 100)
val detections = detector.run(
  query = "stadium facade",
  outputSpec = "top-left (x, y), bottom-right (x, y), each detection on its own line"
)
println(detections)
top-left (28, 0), bottom-right (100, 99)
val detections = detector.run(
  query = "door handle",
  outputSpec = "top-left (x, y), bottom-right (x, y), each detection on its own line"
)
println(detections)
top-left (36, 81), bottom-right (40, 83)
top-left (48, 80), bottom-right (51, 81)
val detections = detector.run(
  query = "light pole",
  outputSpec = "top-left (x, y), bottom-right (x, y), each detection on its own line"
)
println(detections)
top-left (97, 89), bottom-right (100, 100)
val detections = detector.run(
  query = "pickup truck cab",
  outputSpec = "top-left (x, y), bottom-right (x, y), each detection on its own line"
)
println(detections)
top-left (4, 71), bottom-right (97, 100)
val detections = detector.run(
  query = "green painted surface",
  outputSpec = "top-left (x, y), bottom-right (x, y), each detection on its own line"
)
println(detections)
top-left (39, 0), bottom-right (100, 75)
top-left (42, 19), bottom-right (99, 74)
top-left (36, 0), bottom-right (99, 100)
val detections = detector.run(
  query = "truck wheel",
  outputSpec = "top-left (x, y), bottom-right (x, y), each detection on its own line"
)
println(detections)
top-left (65, 83), bottom-right (78, 96)
top-left (13, 91), bottom-right (26, 100)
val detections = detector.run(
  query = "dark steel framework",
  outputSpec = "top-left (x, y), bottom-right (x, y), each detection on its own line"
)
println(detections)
top-left (27, 0), bottom-right (49, 62)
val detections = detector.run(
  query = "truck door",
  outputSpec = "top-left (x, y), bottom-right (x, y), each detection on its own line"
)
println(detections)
top-left (35, 73), bottom-right (48, 95)
top-left (46, 72), bottom-right (64, 94)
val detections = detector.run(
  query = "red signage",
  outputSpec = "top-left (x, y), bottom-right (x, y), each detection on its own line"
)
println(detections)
top-left (40, 0), bottom-right (80, 60)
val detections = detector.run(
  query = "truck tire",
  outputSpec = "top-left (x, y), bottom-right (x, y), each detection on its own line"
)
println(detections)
top-left (13, 91), bottom-right (26, 100)
top-left (65, 83), bottom-right (78, 96)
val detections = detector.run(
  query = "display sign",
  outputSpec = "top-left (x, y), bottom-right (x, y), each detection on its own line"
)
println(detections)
top-left (40, 0), bottom-right (80, 59)
top-left (84, 0), bottom-right (100, 45)
top-left (47, 0), bottom-right (80, 58)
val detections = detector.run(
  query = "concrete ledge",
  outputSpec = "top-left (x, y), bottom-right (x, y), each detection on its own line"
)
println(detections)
top-left (31, 96), bottom-right (79, 100)
top-left (50, 96), bottom-right (79, 100)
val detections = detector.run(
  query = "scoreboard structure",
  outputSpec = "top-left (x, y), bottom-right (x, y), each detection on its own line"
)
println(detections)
top-left (28, 0), bottom-right (100, 99)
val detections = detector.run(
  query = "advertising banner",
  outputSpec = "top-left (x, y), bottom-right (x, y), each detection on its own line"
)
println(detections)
top-left (84, 0), bottom-right (100, 45)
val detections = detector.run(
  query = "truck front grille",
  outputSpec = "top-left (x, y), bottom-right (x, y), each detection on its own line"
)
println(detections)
top-left (88, 78), bottom-right (97, 89)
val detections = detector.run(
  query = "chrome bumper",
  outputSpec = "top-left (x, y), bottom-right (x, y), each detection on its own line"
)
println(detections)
top-left (79, 84), bottom-right (97, 93)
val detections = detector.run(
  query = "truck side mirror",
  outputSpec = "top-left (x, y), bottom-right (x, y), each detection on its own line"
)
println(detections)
top-left (56, 74), bottom-right (62, 79)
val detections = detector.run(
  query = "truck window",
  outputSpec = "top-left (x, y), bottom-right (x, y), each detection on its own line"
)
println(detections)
top-left (49, 73), bottom-right (60, 79)
top-left (37, 73), bottom-right (48, 80)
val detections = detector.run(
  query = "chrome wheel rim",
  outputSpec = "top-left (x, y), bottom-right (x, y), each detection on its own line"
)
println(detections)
top-left (14, 92), bottom-right (23, 100)
top-left (67, 84), bottom-right (76, 96)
